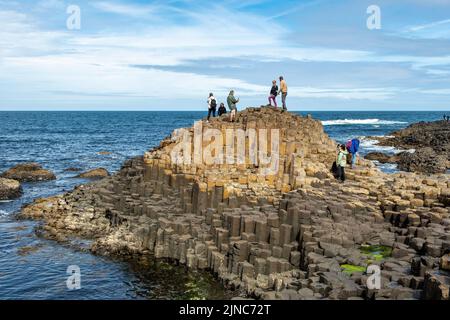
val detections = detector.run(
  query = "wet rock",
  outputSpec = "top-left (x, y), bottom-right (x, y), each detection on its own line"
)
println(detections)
top-left (1, 163), bottom-right (56, 182)
top-left (76, 168), bottom-right (110, 179)
top-left (397, 148), bottom-right (447, 174)
top-left (0, 178), bottom-right (22, 200)
top-left (365, 152), bottom-right (399, 164)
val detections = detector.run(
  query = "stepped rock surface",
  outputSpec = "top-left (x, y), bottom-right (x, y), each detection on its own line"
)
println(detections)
top-left (20, 107), bottom-right (450, 300)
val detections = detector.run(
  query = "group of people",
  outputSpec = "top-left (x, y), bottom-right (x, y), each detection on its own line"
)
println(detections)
top-left (207, 90), bottom-right (239, 122)
top-left (443, 114), bottom-right (450, 122)
top-left (268, 76), bottom-right (288, 110)
top-left (332, 138), bottom-right (360, 183)
top-left (206, 85), bottom-right (364, 185)
top-left (206, 76), bottom-right (289, 122)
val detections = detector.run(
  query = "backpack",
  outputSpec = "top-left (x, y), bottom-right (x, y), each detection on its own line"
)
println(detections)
top-left (331, 161), bottom-right (338, 178)
top-left (346, 140), bottom-right (352, 151)
top-left (210, 99), bottom-right (217, 109)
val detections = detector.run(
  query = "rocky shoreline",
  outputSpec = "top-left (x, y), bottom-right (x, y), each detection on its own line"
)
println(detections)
top-left (0, 163), bottom-right (112, 202)
top-left (366, 120), bottom-right (450, 174)
top-left (19, 107), bottom-right (450, 300)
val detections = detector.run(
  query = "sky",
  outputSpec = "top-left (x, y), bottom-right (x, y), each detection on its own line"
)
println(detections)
top-left (1, 0), bottom-right (450, 111)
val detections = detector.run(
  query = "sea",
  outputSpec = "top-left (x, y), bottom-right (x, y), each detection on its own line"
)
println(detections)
top-left (0, 110), bottom-right (446, 299)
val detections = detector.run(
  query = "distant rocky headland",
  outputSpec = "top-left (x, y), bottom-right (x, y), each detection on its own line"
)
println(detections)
top-left (366, 120), bottom-right (450, 174)
top-left (18, 107), bottom-right (450, 300)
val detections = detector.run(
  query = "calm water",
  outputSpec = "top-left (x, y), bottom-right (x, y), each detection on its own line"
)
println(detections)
top-left (0, 110), bottom-right (446, 299)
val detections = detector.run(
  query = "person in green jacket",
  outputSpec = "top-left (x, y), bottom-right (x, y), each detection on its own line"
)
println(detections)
top-left (336, 144), bottom-right (348, 182)
top-left (227, 90), bottom-right (239, 122)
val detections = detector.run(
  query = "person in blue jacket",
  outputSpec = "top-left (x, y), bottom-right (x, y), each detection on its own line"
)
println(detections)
top-left (347, 138), bottom-right (360, 168)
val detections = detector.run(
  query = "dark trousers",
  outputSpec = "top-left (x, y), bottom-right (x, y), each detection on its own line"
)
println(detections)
top-left (207, 108), bottom-right (216, 120)
top-left (337, 165), bottom-right (345, 182)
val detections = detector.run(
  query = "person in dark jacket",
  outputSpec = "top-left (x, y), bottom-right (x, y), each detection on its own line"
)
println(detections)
top-left (218, 103), bottom-right (227, 116)
top-left (207, 92), bottom-right (217, 121)
top-left (268, 80), bottom-right (278, 107)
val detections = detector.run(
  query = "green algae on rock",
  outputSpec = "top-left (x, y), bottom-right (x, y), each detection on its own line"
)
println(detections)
top-left (340, 264), bottom-right (366, 275)
top-left (360, 245), bottom-right (392, 261)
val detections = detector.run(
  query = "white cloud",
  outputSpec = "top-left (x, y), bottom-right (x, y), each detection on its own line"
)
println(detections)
top-left (90, 1), bottom-right (159, 17)
top-left (1, 53), bottom-right (400, 102)
top-left (409, 19), bottom-right (450, 32)
top-left (402, 18), bottom-right (450, 39)
top-left (420, 88), bottom-right (450, 94)
top-left (36, 0), bottom-right (65, 10)
top-left (288, 87), bottom-right (398, 100)
top-left (1, 2), bottom-right (450, 109)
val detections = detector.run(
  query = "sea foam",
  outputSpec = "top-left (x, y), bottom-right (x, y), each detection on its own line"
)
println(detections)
top-left (321, 119), bottom-right (407, 126)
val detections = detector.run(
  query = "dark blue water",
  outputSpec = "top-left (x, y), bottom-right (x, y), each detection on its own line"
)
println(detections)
top-left (0, 110), bottom-right (446, 299)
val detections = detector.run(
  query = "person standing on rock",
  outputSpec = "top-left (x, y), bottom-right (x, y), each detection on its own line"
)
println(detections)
top-left (207, 93), bottom-right (217, 122)
top-left (347, 138), bottom-right (360, 168)
top-left (227, 90), bottom-right (239, 122)
top-left (218, 103), bottom-right (227, 116)
top-left (278, 76), bottom-right (288, 111)
top-left (268, 80), bottom-right (278, 107)
top-left (336, 144), bottom-right (348, 183)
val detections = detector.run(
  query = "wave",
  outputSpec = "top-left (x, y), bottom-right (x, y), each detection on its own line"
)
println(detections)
top-left (359, 137), bottom-right (415, 155)
top-left (360, 138), bottom-right (397, 153)
top-left (321, 119), bottom-right (407, 126)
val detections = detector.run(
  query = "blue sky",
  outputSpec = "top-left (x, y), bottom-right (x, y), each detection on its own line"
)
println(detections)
top-left (0, 0), bottom-right (450, 111)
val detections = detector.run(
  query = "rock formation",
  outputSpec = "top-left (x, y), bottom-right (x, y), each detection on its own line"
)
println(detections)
top-left (1, 163), bottom-right (56, 182)
top-left (369, 120), bottom-right (450, 174)
top-left (365, 152), bottom-right (399, 164)
top-left (20, 107), bottom-right (450, 300)
top-left (0, 178), bottom-right (22, 200)
top-left (76, 168), bottom-right (110, 179)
